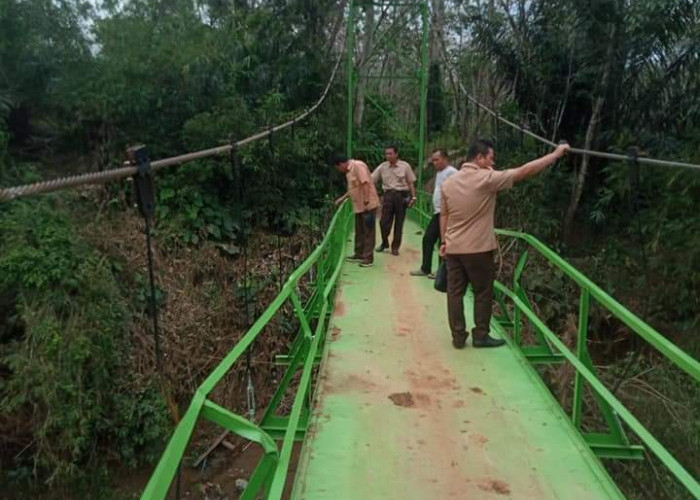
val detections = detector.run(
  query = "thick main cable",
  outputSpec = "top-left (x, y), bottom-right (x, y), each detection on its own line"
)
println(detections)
top-left (0, 56), bottom-right (342, 203)
top-left (440, 41), bottom-right (700, 172)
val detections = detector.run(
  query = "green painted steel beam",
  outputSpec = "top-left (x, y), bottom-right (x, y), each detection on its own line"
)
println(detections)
top-left (523, 353), bottom-right (567, 365)
top-left (141, 392), bottom-right (205, 500)
top-left (495, 228), bottom-right (700, 383)
top-left (345, 2), bottom-right (356, 157)
top-left (291, 219), bottom-right (628, 500)
top-left (407, 203), bottom-right (698, 497)
top-left (573, 289), bottom-right (590, 428)
top-left (346, 0), bottom-right (429, 193)
top-left (140, 203), bottom-right (353, 500)
top-left (201, 399), bottom-right (278, 456)
top-left (261, 414), bottom-right (309, 441)
top-left (261, 337), bottom-right (309, 427)
top-left (416, 0), bottom-right (429, 228)
top-left (589, 444), bottom-right (645, 461)
top-left (494, 283), bottom-right (700, 497)
top-left (585, 433), bottom-right (645, 461)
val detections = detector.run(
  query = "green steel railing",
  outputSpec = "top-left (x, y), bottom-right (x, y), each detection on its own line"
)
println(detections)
top-left (141, 201), bottom-right (352, 500)
top-left (410, 193), bottom-right (700, 499)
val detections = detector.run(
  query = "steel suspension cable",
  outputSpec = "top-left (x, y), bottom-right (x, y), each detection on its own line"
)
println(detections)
top-left (439, 40), bottom-right (700, 172)
top-left (0, 56), bottom-right (343, 203)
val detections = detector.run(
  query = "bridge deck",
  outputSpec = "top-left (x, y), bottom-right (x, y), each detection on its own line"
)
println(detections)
top-left (291, 219), bottom-right (625, 500)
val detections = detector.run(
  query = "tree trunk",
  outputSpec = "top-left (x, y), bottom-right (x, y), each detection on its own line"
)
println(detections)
top-left (562, 96), bottom-right (604, 242)
top-left (429, 0), bottom-right (445, 63)
top-left (354, 3), bottom-right (375, 128)
top-left (551, 44), bottom-right (574, 142)
top-left (562, 25), bottom-right (616, 242)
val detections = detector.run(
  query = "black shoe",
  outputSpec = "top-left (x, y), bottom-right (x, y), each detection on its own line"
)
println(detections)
top-left (473, 336), bottom-right (506, 348)
top-left (375, 244), bottom-right (388, 253)
top-left (391, 249), bottom-right (399, 256)
top-left (410, 269), bottom-right (429, 277)
top-left (452, 335), bottom-right (467, 349)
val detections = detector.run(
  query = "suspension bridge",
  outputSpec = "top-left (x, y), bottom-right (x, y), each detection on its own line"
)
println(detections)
top-left (1, 2), bottom-right (699, 499)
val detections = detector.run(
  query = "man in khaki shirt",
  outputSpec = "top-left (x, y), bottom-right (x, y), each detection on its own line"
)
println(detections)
top-left (439, 139), bottom-right (569, 348)
top-left (333, 154), bottom-right (381, 267)
top-left (371, 145), bottom-right (417, 255)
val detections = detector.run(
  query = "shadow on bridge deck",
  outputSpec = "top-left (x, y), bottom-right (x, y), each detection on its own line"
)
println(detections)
top-left (290, 218), bottom-right (626, 500)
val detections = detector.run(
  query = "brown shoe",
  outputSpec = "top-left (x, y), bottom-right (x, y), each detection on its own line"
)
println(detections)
top-left (391, 249), bottom-right (399, 256)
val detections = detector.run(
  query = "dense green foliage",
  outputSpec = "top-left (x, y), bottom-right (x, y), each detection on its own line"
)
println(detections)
top-left (452, 0), bottom-right (700, 341)
top-left (0, 194), bottom-right (171, 483)
top-left (0, 0), bottom-right (345, 489)
top-left (0, 0), bottom-right (697, 497)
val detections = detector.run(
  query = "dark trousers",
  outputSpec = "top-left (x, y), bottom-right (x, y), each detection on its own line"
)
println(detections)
top-left (421, 214), bottom-right (441, 273)
top-left (446, 251), bottom-right (495, 342)
top-left (354, 210), bottom-right (376, 263)
top-left (380, 190), bottom-right (408, 251)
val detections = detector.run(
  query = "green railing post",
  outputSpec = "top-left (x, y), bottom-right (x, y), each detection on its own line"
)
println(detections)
top-left (493, 228), bottom-right (700, 496)
top-left (513, 305), bottom-right (522, 347)
top-left (494, 282), bottom-right (700, 496)
top-left (572, 289), bottom-right (590, 428)
top-left (290, 291), bottom-right (313, 339)
top-left (141, 203), bottom-right (353, 500)
top-left (512, 251), bottom-right (529, 347)
top-left (417, 1), bottom-right (429, 230)
top-left (345, 1), bottom-right (356, 157)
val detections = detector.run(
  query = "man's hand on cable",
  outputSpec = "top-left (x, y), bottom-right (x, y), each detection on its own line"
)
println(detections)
top-left (334, 194), bottom-right (347, 206)
top-left (555, 142), bottom-right (570, 158)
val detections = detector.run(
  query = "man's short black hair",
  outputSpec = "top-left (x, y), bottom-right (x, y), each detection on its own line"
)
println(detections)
top-left (384, 144), bottom-right (399, 154)
top-left (330, 153), bottom-right (348, 165)
top-left (466, 139), bottom-right (495, 161)
top-left (432, 148), bottom-right (449, 158)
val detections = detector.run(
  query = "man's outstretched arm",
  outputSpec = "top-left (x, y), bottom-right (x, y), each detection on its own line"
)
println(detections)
top-left (511, 143), bottom-right (570, 184)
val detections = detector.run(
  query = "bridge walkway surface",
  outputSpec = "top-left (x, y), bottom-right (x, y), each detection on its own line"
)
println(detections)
top-left (290, 218), bottom-right (626, 500)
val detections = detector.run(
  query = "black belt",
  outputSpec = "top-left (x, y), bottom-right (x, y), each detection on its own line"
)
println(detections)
top-left (384, 189), bottom-right (409, 193)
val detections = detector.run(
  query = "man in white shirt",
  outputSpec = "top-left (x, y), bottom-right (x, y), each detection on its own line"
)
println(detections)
top-left (411, 149), bottom-right (457, 277)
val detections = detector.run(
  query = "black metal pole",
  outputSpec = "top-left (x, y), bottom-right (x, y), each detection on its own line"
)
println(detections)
top-left (128, 145), bottom-right (162, 375)
top-left (144, 215), bottom-right (162, 373)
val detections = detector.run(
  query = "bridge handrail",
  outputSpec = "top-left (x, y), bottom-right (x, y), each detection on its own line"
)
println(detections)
top-left (414, 190), bottom-right (699, 383)
top-left (141, 201), bottom-right (352, 500)
top-left (494, 284), bottom-right (700, 497)
top-left (494, 228), bottom-right (700, 383)
top-left (410, 198), bottom-right (699, 498)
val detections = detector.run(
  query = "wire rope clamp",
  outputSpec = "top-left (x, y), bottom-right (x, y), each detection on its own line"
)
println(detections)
top-left (127, 144), bottom-right (156, 222)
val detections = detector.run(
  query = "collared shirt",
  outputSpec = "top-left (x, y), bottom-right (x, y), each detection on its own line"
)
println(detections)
top-left (432, 165), bottom-right (457, 214)
top-left (371, 160), bottom-right (416, 191)
top-left (440, 162), bottom-right (514, 254)
top-left (346, 159), bottom-right (380, 214)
